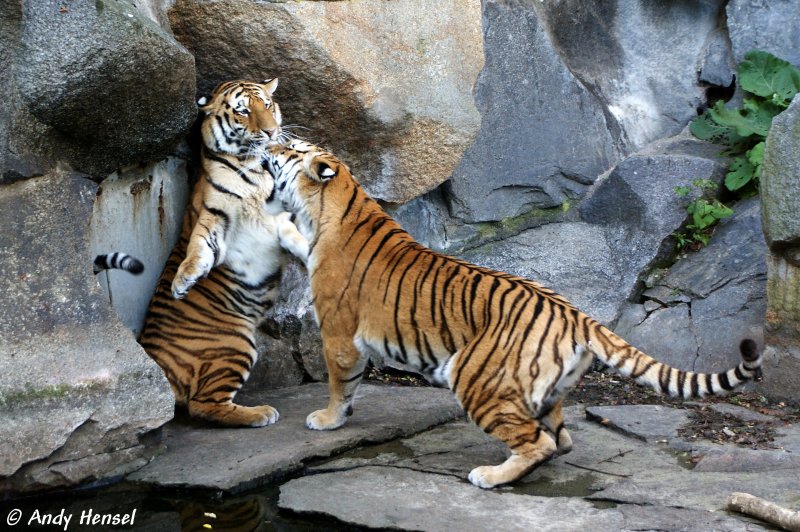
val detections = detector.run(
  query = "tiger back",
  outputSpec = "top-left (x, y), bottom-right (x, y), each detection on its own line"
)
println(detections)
top-left (263, 140), bottom-right (763, 487)
top-left (138, 80), bottom-right (307, 427)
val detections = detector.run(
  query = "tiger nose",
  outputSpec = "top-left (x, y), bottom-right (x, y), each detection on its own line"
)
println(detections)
top-left (265, 128), bottom-right (279, 139)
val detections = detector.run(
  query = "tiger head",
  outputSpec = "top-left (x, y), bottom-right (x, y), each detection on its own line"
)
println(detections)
top-left (263, 140), bottom-right (350, 234)
top-left (198, 79), bottom-right (283, 158)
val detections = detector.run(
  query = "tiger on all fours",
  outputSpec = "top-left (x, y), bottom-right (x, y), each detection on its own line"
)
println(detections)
top-left (262, 139), bottom-right (763, 488)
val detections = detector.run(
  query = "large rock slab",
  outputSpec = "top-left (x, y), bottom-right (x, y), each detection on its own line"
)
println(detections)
top-left (447, 0), bottom-right (728, 222)
top-left (0, 171), bottom-right (173, 495)
top-left (586, 405), bottom-right (691, 443)
top-left (590, 467), bottom-right (800, 513)
top-left (282, 468), bottom-right (761, 532)
top-left (13, 0), bottom-right (196, 176)
top-left (280, 466), bottom-right (625, 532)
top-left (760, 96), bottom-right (800, 249)
top-left (615, 197), bottom-right (766, 373)
top-left (128, 383), bottom-right (462, 492)
top-left (760, 94), bottom-right (800, 401)
top-left (169, 0), bottom-right (482, 204)
top-left (311, 406), bottom-right (682, 492)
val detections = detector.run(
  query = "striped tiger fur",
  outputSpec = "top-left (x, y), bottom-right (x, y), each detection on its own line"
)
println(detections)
top-left (139, 79), bottom-right (308, 427)
top-left (93, 252), bottom-right (144, 275)
top-left (262, 140), bottom-right (763, 488)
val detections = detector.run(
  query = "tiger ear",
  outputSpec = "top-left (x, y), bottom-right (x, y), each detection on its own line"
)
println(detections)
top-left (305, 154), bottom-right (338, 182)
top-left (197, 96), bottom-right (212, 114)
top-left (262, 78), bottom-right (279, 95)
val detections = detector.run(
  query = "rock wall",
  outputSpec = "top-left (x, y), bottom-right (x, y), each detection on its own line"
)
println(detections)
top-left (0, 0), bottom-right (195, 496)
top-left (1, 0), bottom-right (798, 497)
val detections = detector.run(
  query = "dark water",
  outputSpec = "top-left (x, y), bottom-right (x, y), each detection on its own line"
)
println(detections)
top-left (0, 480), bottom-right (371, 532)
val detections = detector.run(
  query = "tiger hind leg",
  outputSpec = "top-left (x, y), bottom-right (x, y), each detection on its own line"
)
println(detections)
top-left (540, 399), bottom-right (573, 456)
top-left (188, 398), bottom-right (279, 428)
top-left (467, 402), bottom-right (557, 489)
top-left (188, 366), bottom-right (279, 428)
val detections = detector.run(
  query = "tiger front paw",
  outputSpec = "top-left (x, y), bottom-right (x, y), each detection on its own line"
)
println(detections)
top-left (171, 260), bottom-right (211, 299)
top-left (305, 408), bottom-right (347, 431)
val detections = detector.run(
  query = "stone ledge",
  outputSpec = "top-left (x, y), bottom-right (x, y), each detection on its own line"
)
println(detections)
top-left (127, 383), bottom-right (462, 493)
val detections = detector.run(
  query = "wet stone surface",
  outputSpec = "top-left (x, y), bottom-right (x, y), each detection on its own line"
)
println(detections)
top-left (122, 383), bottom-right (798, 530)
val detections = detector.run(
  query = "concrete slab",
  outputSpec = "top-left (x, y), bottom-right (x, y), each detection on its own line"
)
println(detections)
top-left (128, 383), bottom-right (462, 492)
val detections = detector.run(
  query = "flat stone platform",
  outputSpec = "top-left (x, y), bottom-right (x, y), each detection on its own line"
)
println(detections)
top-left (128, 383), bottom-right (462, 492)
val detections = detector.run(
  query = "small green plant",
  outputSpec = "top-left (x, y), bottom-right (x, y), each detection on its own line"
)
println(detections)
top-left (674, 179), bottom-right (733, 250)
top-left (690, 50), bottom-right (800, 195)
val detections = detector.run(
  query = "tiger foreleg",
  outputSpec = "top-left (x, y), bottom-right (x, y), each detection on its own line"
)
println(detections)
top-left (276, 214), bottom-right (309, 265)
top-left (306, 338), bottom-right (366, 431)
top-left (172, 208), bottom-right (229, 299)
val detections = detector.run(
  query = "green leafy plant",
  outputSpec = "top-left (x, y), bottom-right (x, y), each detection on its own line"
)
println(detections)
top-left (674, 179), bottom-right (733, 250)
top-left (690, 50), bottom-right (800, 195)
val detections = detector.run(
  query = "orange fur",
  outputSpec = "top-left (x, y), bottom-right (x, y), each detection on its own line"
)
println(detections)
top-left (264, 140), bottom-right (762, 487)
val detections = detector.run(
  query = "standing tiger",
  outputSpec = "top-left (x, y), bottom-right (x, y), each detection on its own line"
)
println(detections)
top-left (138, 79), bottom-right (308, 427)
top-left (262, 140), bottom-right (763, 488)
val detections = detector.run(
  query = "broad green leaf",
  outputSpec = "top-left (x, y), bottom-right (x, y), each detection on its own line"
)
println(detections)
top-left (707, 100), bottom-right (777, 138)
top-left (725, 155), bottom-right (755, 191)
top-left (747, 141), bottom-right (765, 167)
top-left (739, 50), bottom-right (800, 106)
top-left (690, 111), bottom-right (744, 145)
top-left (675, 185), bottom-right (691, 197)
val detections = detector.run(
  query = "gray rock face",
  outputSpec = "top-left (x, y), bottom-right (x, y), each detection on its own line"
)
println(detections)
top-left (616, 197), bottom-right (767, 373)
top-left (0, 170), bottom-right (173, 495)
top-left (169, 0), bottom-right (482, 204)
top-left (13, 0), bottom-right (196, 176)
top-left (727, 0), bottom-right (800, 67)
top-left (447, 0), bottom-right (616, 223)
top-left (447, 0), bottom-right (727, 223)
